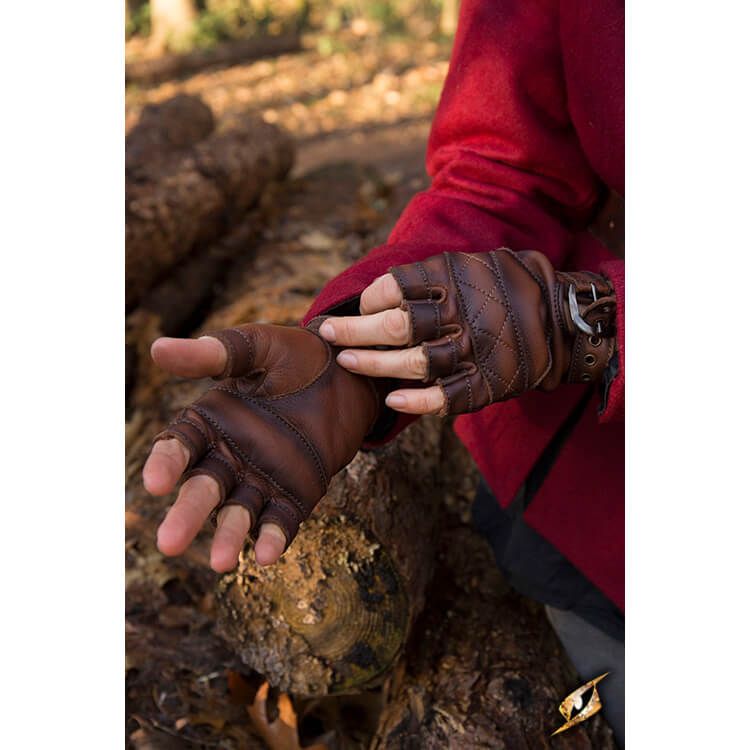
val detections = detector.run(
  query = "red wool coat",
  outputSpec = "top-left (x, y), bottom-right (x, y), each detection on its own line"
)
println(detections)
top-left (304, 0), bottom-right (625, 611)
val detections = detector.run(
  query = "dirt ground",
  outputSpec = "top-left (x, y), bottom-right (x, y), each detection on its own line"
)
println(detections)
top-left (125, 36), bottom-right (617, 749)
top-left (126, 36), bottom-right (447, 749)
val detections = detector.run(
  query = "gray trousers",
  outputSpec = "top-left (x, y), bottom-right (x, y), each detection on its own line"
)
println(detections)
top-left (545, 606), bottom-right (625, 748)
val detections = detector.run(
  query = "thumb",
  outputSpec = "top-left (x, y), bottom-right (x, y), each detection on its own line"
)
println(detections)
top-left (150, 335), bottom-right (228, 378)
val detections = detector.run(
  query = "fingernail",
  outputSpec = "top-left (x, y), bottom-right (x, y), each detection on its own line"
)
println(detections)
top-left (386, 394), bottom-right (407, 408)
top-left (337, 352), bottom-right (358, 369)
top-left (319, 322), bottom-right (335, 341)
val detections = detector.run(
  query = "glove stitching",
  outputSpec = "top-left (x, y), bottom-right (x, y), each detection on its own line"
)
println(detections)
top-left (475, 318), bottom-right (515, 360)
top-left (258, 500), bottom-right (300, 545)
top-left (424, 342), bottom-right (434, 382)
top-left (506, 248), bottom-right (550, 298)
top-left (457, 254), bottom-right (523, 400)
top-left (402, 301), bottom-right (417, 346)
top-left (437, 379), bottom-right (450, 416)
top-left (390, 267), bottom-right (409, 303)
top-left (232, 327), bottom-right (256, 372)
top-left (176, 414), bottom-right (211, 444)
top-left (431, 301), bottom-right (440, 338)
top-left (191, 405), bottom-right (307, 523)
top-left (445, 253), bottom-right (496, 404)
top-left (218, 331), bottom-right (237, 378)
top-left (490, 250), bottom-right (530, 392)
top-left (416, 261), bottom-right (431, 299)
top-left (265, 336), bottom-right (333, 400)
top-left (454, 264), bottom-right (501, 321)
top-left (154, 428), bottom-right (200, 463)
top-left (265, 498), bottom-right (300, 524)
top-left (474, 324), bottom-right (522, 397)
top-left (450, 335), bottom-right (459, 372)
top-left (501, 249), bottom-right (555, 389)
top-left (230, 480), bottom-right (264, 523)
top-left (465, 374), bottom-right (473, 412)
top-left (470, 258), bottom-right (504, 400)
top-left (201, 449), bottom-right (242, 497)
top-left (214, 386), bottom-right (329, 494)
top-left (552, 280), bottom-right (565, 333)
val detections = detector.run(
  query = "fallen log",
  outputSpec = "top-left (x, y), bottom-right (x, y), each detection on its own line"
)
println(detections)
top-left (125, 33), bottom-right (301, 86)
top-left (125, 161), bottom-right (387, 414)
top-left (215, 417), bottom-right (471, 697)
top-left (126, 102), bottom-right (294, 310)
top-left (125, 210), bottom-right (269, 411)
top-left (126, 160), bottom-right (223, 310)
top-left (138, 209), bottom-right (264, 338)
top-left (126, 94), bottom-right (214, 174)
top-left (371, 523), bottom-right (618, 749)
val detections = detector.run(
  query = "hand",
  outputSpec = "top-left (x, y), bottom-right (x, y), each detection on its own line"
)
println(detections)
top-left (319, 249), bottom-right (616, 415)
top-left (143, 323), bottom-right (379, 572)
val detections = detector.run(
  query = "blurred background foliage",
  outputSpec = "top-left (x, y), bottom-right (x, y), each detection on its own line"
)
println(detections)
top-left (126, 0), bottom-right (458, 56)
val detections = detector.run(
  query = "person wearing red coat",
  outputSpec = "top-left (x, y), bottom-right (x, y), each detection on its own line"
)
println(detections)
top-left (303, 0), bottom-right (625, 741)
top-left (144, 0), bottom-right (625, 743)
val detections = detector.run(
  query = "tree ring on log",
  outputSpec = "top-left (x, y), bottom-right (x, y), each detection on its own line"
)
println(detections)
top-left (217, 513), bottom-right (408, 697)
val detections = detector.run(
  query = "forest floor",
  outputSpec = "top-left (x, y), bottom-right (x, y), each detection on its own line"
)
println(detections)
top-left (126, 33), bottom-right (450, 179)
top-left (126, 34), bottom-right (452, 750)
top-left (125, 35), bottom-right (617, 749)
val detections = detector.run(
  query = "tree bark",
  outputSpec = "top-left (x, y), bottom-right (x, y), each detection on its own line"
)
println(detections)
top-left (126, 33), bottom-right (302, 85)
top-left (125, 96), bottom-right (294, 310)
top-left (371, 520), bottom-right (618, 749)
top-left (215, 418), bottom-right (475, 698)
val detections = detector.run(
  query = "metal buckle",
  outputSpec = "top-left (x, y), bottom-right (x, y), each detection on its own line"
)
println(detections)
top-left (568, 283), bottom-right (603, 336)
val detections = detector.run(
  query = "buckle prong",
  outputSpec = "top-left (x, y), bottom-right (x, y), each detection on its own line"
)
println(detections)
top-left (568, 284), bottom-right (595, 335)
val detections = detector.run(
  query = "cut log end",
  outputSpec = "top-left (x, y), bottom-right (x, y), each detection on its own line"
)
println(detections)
top-left (217, 512), bottom-right (410, 697)
top-left (215, 418), bottom-right (452, 698)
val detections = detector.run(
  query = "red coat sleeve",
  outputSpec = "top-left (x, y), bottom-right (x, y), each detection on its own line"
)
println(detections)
top-left (304, 0), bottom-right (624, 422)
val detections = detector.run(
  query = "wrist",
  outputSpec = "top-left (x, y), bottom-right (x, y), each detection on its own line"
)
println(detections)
top-left (513, 251), bottom-right (617, 390)
top-left (555, 270), bottom-right (617, 385)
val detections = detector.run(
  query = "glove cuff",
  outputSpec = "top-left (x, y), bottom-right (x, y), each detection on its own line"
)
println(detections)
top-left (555, 271), bottom-right (617, 385)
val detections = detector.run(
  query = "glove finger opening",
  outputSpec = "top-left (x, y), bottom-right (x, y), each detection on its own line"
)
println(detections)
top-left (422, 336), bottom-right (465, 381)
top-left (152, 409), bottom-right (211, 471)
top-left (216, 478), bottom-right (267, 531)
top-left (204, 327), bottom-right (257, 380)
top-left (253, 498), bottom-right (302, 551)
top-left (437, 365), bottom-right (486, 415)
top-left (401, 300), bottom-right (442, 345)
top-left (185, 449), bottom-right (240, 507)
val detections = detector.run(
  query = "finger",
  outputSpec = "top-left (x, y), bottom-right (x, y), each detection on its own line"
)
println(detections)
top-left (143, 438), bottom-right (190, 495)
top-left (277, 693), bottom-right (298, 729)
top-left (150, 336), bottom-right (227, 378)
top-left (210, 505), bottom-right (251, 573)
top-left (337, 346), bottom-right (427, 380)
top-left (385, 385), bottom-right (446, 415)
top-left (156, 474), bottom-right (221, 556)
top-left (318, 307), bottom-right (410, 347)
top-left (254, 523), bottom-right (287, 567)
top-left (247, 681), bottom-right (269, 723)
top-left (359, 273), bottom-right (403, 315)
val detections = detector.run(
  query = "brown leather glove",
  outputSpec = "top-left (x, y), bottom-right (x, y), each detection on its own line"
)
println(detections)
top-left (390, 248), bottom-right (616, 415)
top-left (153, 322), bottom-right (379, 549)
